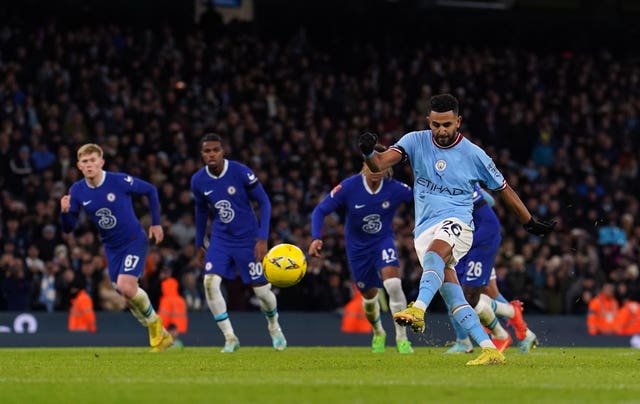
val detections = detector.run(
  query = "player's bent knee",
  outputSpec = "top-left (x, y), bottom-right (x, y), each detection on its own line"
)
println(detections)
top-left (462, 285), bottom-right (481, 307)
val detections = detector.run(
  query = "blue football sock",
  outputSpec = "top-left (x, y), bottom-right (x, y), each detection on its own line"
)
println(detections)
top-left (449, 312), bottom-right (469, 341)
top-left (416, 251), bottom-right (445, 308)
top-left (440, 282), bottom-right (490, 345)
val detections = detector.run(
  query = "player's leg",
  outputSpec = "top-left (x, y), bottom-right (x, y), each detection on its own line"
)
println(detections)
top-left (110, 238), bottom-right (172, 352)
top-left (375, 239), bottom-right (413, 353)
top-left (445, 253), bottom-right (474, 353)
top-left (203, 247), bottom-right (239, 353)
top-left (349, 252), bottom-right (387, 353)
top-left (424, 220), bottom-right (504, 365)
top-left (239, 247), bottom-right (286, 351)
top-left (381, 270), bottom-right (413, 354)
top-left (361, 287), bottom-right (386, 353)
top-left (483, 274), bottom-right (537, 352)
top-left (393, 223), bottom-right (449, 333)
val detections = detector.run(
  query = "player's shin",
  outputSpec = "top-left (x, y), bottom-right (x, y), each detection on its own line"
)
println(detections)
top-left (441, 282), bottom-right (496, 349)
top-left (204, 274), bottom-right (236, 339)
top-left (362, 294), bottom-right (385, 335)
top-left (383, 278), bottom-right (408, 340)
top-left (476, 294), bottom-right (509, 340)
top-left (253, 283), bottom-right (280, 330)
top-left (129, 288), bottom-right (159, 325)
top-left (414, 251), bottom-right (445, 310)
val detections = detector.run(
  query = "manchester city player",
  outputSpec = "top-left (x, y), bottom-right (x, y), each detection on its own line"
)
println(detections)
top-left (309, 146), bottom-right (414, 354)
top-left (358, 93), bottom-right (555, 365)
top-left (60, 143), bottom-right (172, 352)
top-left (191, 133), bottom-right (285, 353)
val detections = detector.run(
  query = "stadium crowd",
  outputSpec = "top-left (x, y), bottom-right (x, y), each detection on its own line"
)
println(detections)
top-left (0, 11), bottom-right (639, 318)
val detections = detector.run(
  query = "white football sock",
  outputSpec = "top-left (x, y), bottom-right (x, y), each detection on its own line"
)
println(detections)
top-left (362, 294), bottom-right (385, 335)
top-left (493, 299), bottom-right (515, 318)
top-left (253, 283), bottom-right (281, 332)
top-left (129, 287), bottom-right (158, 326)
top-left (204, 274), bottom-right (236, 339)
top-left (383, 278), bottom-right (408, 341)
top-left (477, 294), bottom-right (508, 339)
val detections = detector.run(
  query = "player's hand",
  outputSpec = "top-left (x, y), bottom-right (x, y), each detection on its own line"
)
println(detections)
top-left (308, 239), bottom-right (323, 257)
top-left (358, 131), bottom-right (378, 156)
top-left (60, 195), bottom-right (71, 213)
top-left (255, 239), bottom-right (268, 262)
top-left (148, 225), bottom-right (164, 244)
top-left (523, 217), bottom-right (556, 236)
top-left (198, 246), bottom-right (206, 267)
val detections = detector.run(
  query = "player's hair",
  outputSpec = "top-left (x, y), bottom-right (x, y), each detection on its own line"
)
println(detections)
top-left (428, 93), bottom-right (459, 115)
top-left (200, 133), bottom-right (222, 149)
top-left (77, 143), bottom-right (103, 160)
top-left (360, 144), bottom-right (393, 178)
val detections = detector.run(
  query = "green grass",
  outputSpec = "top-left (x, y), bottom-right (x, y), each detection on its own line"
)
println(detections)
top-left (1, 347), bottom-right (639, 403)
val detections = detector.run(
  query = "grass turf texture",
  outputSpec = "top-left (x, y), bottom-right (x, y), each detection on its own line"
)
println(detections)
top-left (1, 347), bottom-right (638, 403)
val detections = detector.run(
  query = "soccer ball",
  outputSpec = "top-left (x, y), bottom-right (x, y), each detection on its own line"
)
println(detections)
top-left (263, 243), bottom-right (307, 288)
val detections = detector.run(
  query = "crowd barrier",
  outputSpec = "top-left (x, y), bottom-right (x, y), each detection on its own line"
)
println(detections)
top-left (0, 311), bottom-right (633, 348)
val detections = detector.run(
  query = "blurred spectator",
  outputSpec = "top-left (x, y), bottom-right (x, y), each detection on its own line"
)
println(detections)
top-left (158, 277), bottom-right (188, 333)
top-left (587, 283), bottom-right (619, 335)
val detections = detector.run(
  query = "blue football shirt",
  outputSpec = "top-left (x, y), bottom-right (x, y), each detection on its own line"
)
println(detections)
top-left (191, 159), bottom-right (271, 247)
top-left (311, 174), bottom-right (413, 251)
top-left (60, 171), bottom-right (161, 248)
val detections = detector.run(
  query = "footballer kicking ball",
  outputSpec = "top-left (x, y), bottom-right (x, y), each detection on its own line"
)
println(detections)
top-left (263, 243), bottom-right (307, 288)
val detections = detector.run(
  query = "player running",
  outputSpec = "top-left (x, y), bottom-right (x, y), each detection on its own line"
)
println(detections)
top-left (60, 143), bottom-right (172, 352)
top-left (309, 146), bottom-right (414, 354)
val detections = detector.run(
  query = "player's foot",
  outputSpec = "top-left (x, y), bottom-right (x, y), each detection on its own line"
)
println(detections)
top-left (519, 332), bottom-right (539, 354)
top-left (396, 339), bottom-right (414, 354)
top-left (270, 329), bottom-right (287, 351)
top-left (465, 347), bottom-right (506, 366)
top-left (147, 317), bottom-right (164, 347)
top-left (221, 337), bottom-right (240, 353)
top-left (444, 340), bottom-right (474, 354)
top-left (150, 331), bottom-right (174, 353)
top-left (393, 302), bottom-right (425, 333)
top-left (492, 334), bottom-right (513, 353)
top-left (371, 333), bottom-right (386, 353)
top-left (509, 300), bottom-right (528, 340)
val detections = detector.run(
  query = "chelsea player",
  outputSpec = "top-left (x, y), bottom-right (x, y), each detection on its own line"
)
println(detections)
top-left (309, 146), bottom-right (414, 354)
top-left (191, 133), bottom-right (286, 353)
top-left (358, 94), bottom-right (555, 365)
top-left (60, 143), bottom-right (172, 352)
top-left (446, 183), bottom-right (538, 354)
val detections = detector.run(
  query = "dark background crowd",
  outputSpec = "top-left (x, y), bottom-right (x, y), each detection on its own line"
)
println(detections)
top-left (1, 0), bottom-right (640, 317)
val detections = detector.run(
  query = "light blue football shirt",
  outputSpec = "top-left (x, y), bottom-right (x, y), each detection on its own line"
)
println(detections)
top-left (392, 130), bottom-right (506, 237)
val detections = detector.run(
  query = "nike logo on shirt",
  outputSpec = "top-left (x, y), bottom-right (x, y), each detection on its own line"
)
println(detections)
top-left (355, 204), bottom-right (365, 209)
top-left (83, 200), bottom-right (92, 206)
top-left (204, 190), bottom-right (214, 196)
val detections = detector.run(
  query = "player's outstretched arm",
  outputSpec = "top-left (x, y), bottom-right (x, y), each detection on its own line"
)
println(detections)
top-left (499, 184), bottom-right (556, 236)
top-left (358, 131), bottom-right (402, 172)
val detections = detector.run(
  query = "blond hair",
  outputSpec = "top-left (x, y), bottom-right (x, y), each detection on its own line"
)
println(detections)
top-left (77, 143), bottom-right (103, 160)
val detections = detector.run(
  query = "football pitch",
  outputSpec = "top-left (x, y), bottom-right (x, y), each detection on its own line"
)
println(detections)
top-left (1, 347), bottom-right (638, 403)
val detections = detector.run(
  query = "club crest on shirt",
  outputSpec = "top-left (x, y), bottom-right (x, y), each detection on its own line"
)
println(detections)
top-left (382, 201), bottom-right (390, 209)
top-left (107, 193), bottom-right (116, 202)
top-left (435, 159), bottom-right (447, 172)
top-left (227, 186), bottom-right (236, 195)
top-left (330, 184), bottom-right (342, 198)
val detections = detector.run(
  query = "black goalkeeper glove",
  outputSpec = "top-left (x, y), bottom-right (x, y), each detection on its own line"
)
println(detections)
top-left (523, 217), bottom-right (556, 236)
top-left (358, 131), bottom-right (378, 157)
